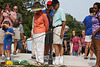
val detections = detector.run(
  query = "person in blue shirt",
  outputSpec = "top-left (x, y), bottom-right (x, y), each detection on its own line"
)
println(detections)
top-left (83, 7), bottom-right (95, 60)
top-left (43, 1), bottom-right (55, 60)
top-left (1, 21), bottom-right (15, 60)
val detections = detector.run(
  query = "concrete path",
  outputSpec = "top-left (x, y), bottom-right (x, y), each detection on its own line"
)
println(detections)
top-left (0, 53), bottom-right (96, 67)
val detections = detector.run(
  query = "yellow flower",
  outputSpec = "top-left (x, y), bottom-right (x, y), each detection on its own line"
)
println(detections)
top-left (6, 60), bottom-right (13, 65)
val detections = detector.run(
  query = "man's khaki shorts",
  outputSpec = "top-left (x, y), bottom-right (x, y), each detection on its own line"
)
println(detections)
top-left (53, 26), bottom-right (63, 45)
top-left (0, 28), bottom-right (4, 44)
top-left (13, 27), bottom-right (20, 39)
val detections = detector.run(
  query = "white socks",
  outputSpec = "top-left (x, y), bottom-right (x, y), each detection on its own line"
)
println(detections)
top-left (59, 56), bottom-right (64, 64)
top-left (54, 56), bottom-right (64, 65)
top-left (7, 57), bottom-right (10, 60)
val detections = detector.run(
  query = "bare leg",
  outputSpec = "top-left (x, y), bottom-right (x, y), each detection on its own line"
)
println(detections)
top-left (7, 50), bottom-right (10, 58)
top-left (85, 42), bottom-right (90, 58)
top-left (53, 44), bottom-right (59, 56)
top-left (18, 50), bottom-right (21, 53)
top-left (14, 39), bottom-right (17, 52)
top-left (1, 44), bottom-right (4, 55)
top-left (59, 45), bottom-right (64, 56)
top-left (93, 39), bottom-right (100, 67)
top-left (90, 50), bottom-right (93, 58)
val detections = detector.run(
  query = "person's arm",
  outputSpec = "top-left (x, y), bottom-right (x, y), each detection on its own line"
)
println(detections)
top-left (60, 21), bottom-right (66, 38)
top-left (92, 27), bottom-right (100, 37)
top-left (46, 9), bottom-right (53, 23)
top-left (0, 14), bottom-right (3, 26)
top-left (64, 40), bottom-right (67, 52)
top-left (78, 40), bottom-right (81, 53)
top-left (6, 32), bottom-right (14, 36)
top-left (83, 17), bottom-right (86, 27)
top-left (44, 14), bottom-right (49, 33)
top-left (70, 42), bottom-right (73, 56)
top-left (6, 11), bottom-right (16, 22)
top-left (19, 14), bottom-right (22, 24)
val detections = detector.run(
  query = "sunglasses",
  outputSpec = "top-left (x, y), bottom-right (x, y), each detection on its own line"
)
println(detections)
top-left (13, 9), bottom-right (18, 10)
top-left (93, 7), bottom-right (98, 9)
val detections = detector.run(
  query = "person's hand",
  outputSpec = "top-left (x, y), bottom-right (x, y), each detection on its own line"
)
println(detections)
top-left (23, 42), bottom-right (27, 50)
top-left (60, 32), bottom-right (64, 38)
top-left (6, 10), bottom-right (10, 15)
top-left (78, 50), bottom-right (80, 54)
top-left (6, 32), bottom-right (10, 34)
top-left (65, 47), bottom-right (67, 52)
top-left (1, 10), bottom-right (3, 14)
top-left (92, 32), bottom-right (96, 37)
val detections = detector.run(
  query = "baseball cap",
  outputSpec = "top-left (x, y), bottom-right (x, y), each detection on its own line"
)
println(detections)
top-left (47, 1), bottom-right (52, 6)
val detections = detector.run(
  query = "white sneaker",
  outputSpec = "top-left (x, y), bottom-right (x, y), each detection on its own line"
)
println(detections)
top-left (2, 56), bottom-right (5, 60)
top-left (53, 61), bottom-right (59, 65)
top-left (59, 56), bottom-right (64, 65)
top-left (44, 56), bottom-right (48, 61)
top-left (53, 56), bottom-right (59, 65)
top-left (59, 60), bottom-right (63, 65)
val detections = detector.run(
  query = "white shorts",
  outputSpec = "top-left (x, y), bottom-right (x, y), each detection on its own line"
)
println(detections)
top-left (85, 35), bottom-right (92, 42)
top-left (53, 26), bottom-right (63, 45)
top-left (0, 28), bottom-right (5, 44)
top-left (12, 27), bottom-right (20, 39)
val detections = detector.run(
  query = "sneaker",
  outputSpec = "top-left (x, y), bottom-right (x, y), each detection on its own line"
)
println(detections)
top-left (7, 57), bottom-right (11, 60)
top-left (90, 58), bottom-right (95, 60)
top-left (53, 61), bottom-right (59, 65)
top-left (44, 56), bottom-right (48, 61)
top-left (2, 56), bottom-right (5, 60)
top-left (59, 57), bottom-right (64, 65)
top-left (59, 60), bottom-right (63, 65)
top-left (84, 57), bottom-right (88, 59)
top-left (13, 51), bottom-right (16, 55)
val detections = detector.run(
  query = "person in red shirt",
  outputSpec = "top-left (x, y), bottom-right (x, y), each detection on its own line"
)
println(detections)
top-left (70, 30), bottom-right (81, 56)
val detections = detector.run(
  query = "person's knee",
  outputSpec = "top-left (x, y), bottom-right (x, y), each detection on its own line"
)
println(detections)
top-left (14, 39), bottom-right (17, 42)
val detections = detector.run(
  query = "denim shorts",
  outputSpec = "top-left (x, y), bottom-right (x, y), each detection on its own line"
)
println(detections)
top-left (17, 39), bottom-right (23, 50)
top-left (94, 36), bottom-right (100, 39)
top-left (4, 44), bottom-right (11, 50)
top-left (72, 51), bottom-right (78, 56)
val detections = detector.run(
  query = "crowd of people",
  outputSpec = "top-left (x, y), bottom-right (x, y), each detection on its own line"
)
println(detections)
top-left (0, 0), bottom-right (100, 67)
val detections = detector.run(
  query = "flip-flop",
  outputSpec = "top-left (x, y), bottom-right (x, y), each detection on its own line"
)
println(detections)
top-left (37, 62), bottom-right (43, 66)
top-left (90, 58), bottom-right (95, 60)
top-left (84, 57), bottom-right (88, 59)
top-left (34, 62), bottom-right (38, 65)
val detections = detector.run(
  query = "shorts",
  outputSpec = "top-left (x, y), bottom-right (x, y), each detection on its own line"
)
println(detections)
top-left (12, 27), bottom-right (20, 39)
top-left (0, 28), bottom-right (5, 44)
top-left (17, 39), bottom-right (23, 50)
top-left (3, 44), bottom-right (11, 50)
top-left (72, 51), bottom-right (78, 56)
top-left (53, 26), bottom-right (63, 45)
top-left (45, 27), bottom-right (52, 44)
top-left (85, 35), bottom-right (92, 42)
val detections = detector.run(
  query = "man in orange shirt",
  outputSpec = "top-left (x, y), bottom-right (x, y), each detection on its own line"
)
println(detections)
top-left (31, 2), bottom-right (49, 65)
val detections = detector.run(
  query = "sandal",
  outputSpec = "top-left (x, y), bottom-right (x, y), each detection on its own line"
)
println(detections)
top-left (37, 62), bottom-right (43, 66)
top-left (34, 62), bottom-right (38, 65)
top-left (13, 51), bottom-right (16, 55)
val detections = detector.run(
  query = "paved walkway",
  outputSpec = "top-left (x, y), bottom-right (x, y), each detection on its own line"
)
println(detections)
top-left (0, 53), bottom-right (96, 67)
